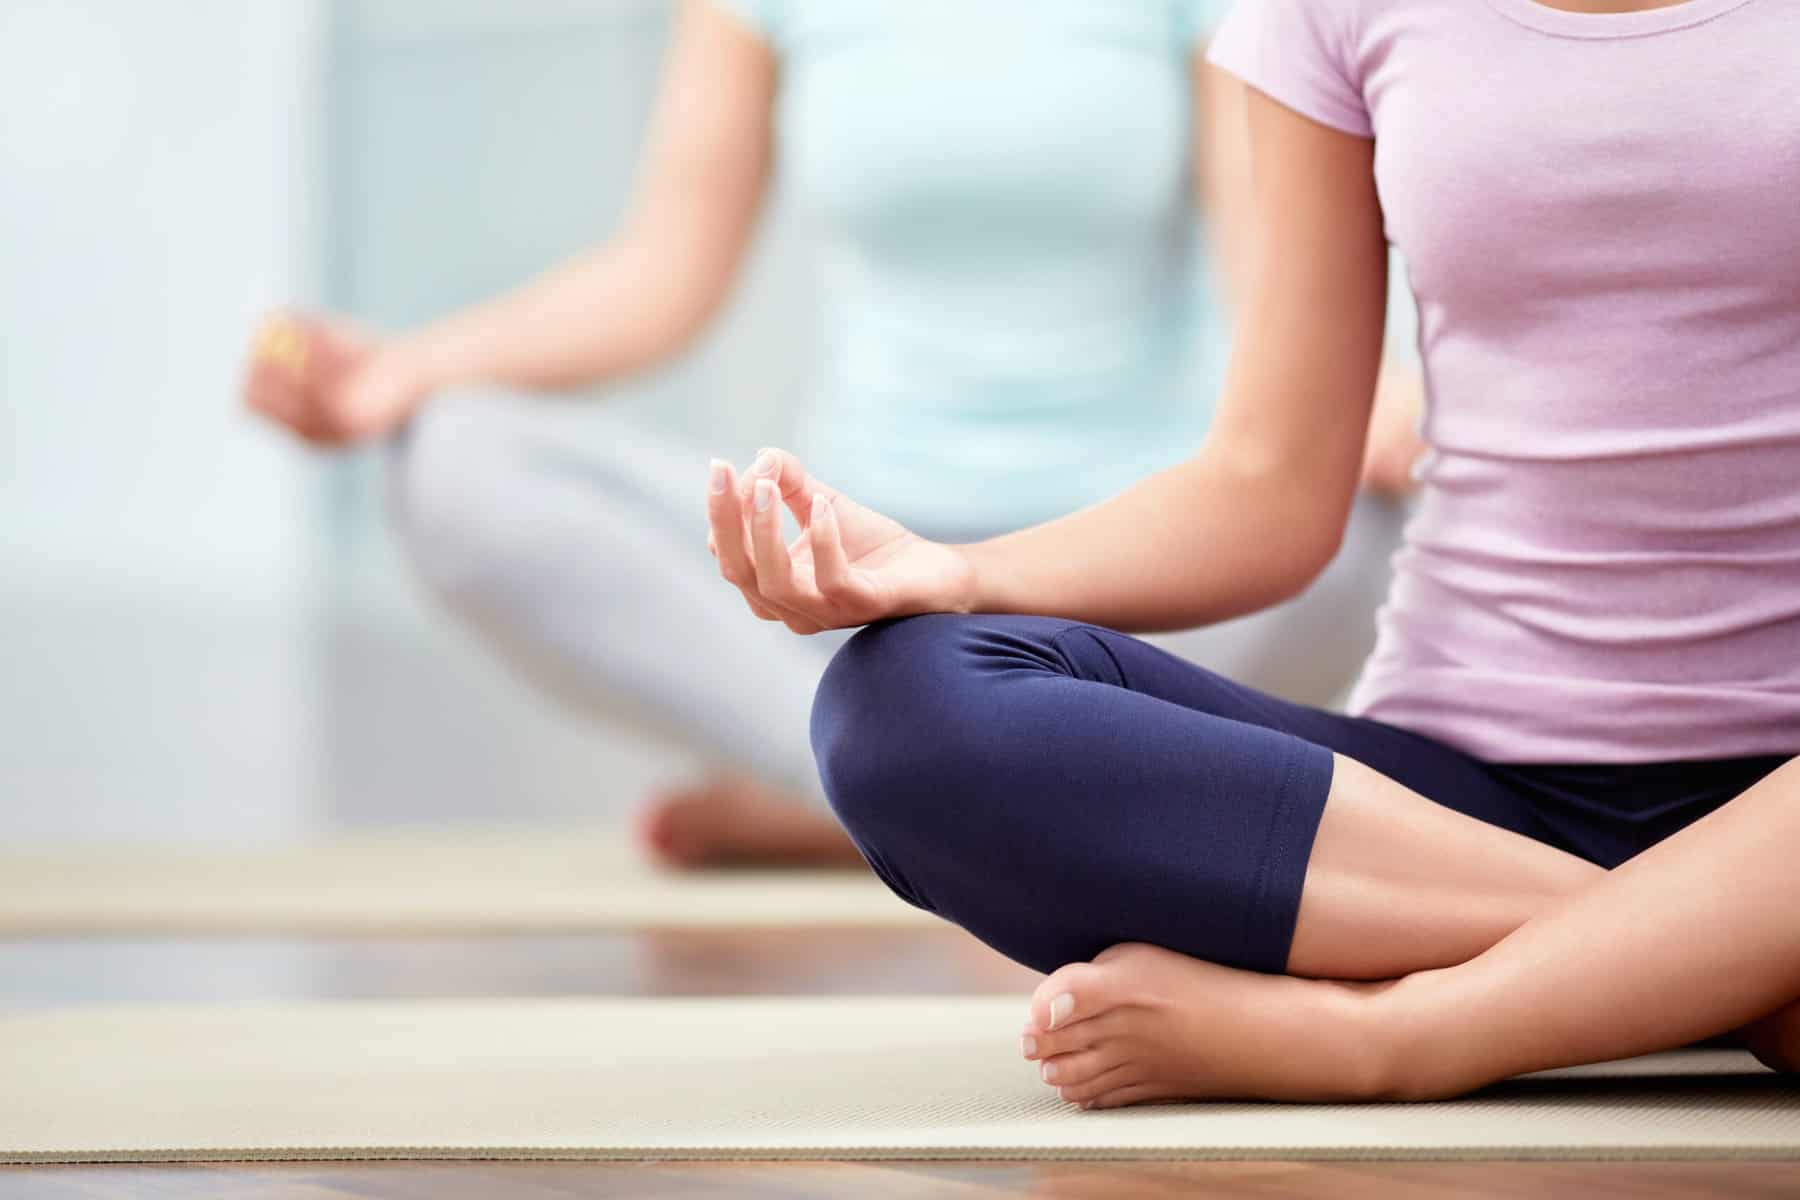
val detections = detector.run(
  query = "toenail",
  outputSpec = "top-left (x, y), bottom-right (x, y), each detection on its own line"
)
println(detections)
top-left (1021, 1035), bottom-right (1037, 1058)
top-left (1049, 993), bottom-right (1074, 1028)
top-left (1041, 1062), bottom-right (1058, 1083)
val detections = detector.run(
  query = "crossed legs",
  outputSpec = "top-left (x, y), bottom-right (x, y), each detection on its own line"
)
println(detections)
top-left (813, 614), bottom-right (1800, 1106)
top-left (1023, 753), bottom-right (1800, 1106)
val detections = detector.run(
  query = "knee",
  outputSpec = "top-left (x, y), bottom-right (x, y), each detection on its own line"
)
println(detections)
top-left (386, 393), bottom-right (537, 615)
top-left (809, 617), bottom-right (989, 905)
top-left (813, 617), bottom-right (961, 822)
top-left (810, 614), bottom-right (1055, 841)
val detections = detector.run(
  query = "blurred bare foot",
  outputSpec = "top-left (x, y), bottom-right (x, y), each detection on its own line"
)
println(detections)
top-left (635, 774), bottom-right (867, 870)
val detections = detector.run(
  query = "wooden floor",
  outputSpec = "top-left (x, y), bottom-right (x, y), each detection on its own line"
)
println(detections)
top-left (4, 927), bottom-right (1798, 1198)
top-left (11, 1161), bottom-right (1800, 1199)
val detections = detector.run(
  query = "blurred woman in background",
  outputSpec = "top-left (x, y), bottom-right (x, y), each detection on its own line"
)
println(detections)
top-left (244, 0), bottom-right (1424, 868)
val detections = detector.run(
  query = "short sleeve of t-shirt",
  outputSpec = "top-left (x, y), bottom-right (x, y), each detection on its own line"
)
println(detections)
top-left (1206, 0), bottom-right (1371, 138)
top-left (713, 0), bottom-right (785, 45)
top-left (1182, 0), bottom-right (1240, 43)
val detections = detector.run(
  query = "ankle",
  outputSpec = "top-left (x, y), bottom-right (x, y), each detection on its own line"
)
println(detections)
top-left (1319, 982), bottom-right (1411, 1102)
top-left (1357, 970), bottom-right (1473, 1102)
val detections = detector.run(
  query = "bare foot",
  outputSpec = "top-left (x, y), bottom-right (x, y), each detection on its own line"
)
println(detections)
top-left (635, 774), bottom-right (867, 870)
top-left (1019, 943), bottom-right (1400, 1108)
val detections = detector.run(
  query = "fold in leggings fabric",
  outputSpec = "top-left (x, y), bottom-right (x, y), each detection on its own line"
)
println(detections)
top-left (812, 614), bottom-right (1789, 976)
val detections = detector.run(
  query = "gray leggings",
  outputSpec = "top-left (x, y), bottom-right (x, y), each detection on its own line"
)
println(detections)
top-left (387, 391), bottom-right (1408, 801)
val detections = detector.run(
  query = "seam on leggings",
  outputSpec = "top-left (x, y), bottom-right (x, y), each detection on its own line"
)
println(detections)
top-left (1243, 743), bottom-right (1304, 973)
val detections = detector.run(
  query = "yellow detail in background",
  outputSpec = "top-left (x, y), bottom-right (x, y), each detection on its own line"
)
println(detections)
top-left (255, 322), bottom-right (309, 372)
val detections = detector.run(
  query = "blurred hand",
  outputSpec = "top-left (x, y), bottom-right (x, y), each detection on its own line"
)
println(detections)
top-left (705, 449), bottom-right (976, 634)
top-left (242, 312), bottom-right (431, 446)
top-left (1360, 362), bottom-right (1429, 498)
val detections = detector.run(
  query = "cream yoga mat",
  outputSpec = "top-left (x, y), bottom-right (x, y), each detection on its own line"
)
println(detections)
top-left (0, 833), bottom-right (930, 934)
top-left (3, 997), bottom-right (1796, 1164)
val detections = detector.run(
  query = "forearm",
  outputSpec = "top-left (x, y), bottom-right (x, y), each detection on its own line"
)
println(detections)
top-left (384, 1), bottom-right (775, 400)
top-left (1387, 757), bottom-right (1800, 1098)
top-left (958, 182), bottom-right (1381, 636)
top-left (960, 445), bottom-right (1349, 634)
top-left (392, 228), bottom-right (718, 396)
top-left (706, 87), bottom-right (1386, 641)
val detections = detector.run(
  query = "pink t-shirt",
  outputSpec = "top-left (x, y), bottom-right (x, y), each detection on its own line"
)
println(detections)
top-left (1210, 0), bottom-right (1800, 764)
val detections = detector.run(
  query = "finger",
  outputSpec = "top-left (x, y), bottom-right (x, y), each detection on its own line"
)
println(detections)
top-left (245, 363), bottom-right (340, 445)
top-left (808, 493), bottom-right (861, 608)
top-left (706, 460), bottom-right (779, 619)
top-left (330, 374), bottom-right (407, 444)
top-left (251, 316), bottom-right (311, 374)
top-left (243, 359), bottom-right (293, 418)
top-left (749, 476), bottom-right (810, 612)
top-left (743, 477), bottom-right (826, 633)
top-left (245, 317), bottom-right (349, 440)
top-left (244, 324), bottom-right (306, 409)
top-left (745, 447), bottom-right (837, 528)
top-left (708, 460), bottom-right (755, 586)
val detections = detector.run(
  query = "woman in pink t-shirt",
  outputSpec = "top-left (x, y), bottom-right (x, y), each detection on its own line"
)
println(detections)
top-left (704, 0), bottom-right (1800, 1105)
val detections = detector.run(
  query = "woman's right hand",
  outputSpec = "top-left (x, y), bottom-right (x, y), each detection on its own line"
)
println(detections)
top-left (242, 312), bottom-right (432, 447)
top-left (705, 449), bottom-right (977, 634)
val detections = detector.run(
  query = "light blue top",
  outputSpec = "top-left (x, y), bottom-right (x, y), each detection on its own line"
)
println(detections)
top-left (720, 0), bottom-right (1402, 533)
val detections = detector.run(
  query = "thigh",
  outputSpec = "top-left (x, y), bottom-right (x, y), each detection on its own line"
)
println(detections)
top-left (390, 394), bottom-right (845, 784)
top-left (1066, 620), bottom-right (1552, 845)
top-left (818, 615), bottom-right (1551, 973)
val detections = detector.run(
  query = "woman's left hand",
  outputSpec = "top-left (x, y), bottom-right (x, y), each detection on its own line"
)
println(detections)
top-left (703, 449), bottom-right (977, 634)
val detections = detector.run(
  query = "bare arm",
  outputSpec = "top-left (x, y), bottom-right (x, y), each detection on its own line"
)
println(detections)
top-left (1194, 52), bottom-right (1257, 309)
top-left (1197, 51), bottom-right (1426, 503)
top-left (246, 0), bottom-right (774, 443)
top-left (962, 90), bottom-right (1387, 630)
top-left (707, 90), bottom-right (1390, 636)
top-left (399, 0), bottom-right (774, 391)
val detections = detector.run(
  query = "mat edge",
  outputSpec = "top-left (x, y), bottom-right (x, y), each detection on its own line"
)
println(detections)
top-left (8, 1145), bottom-right (1800, 1166)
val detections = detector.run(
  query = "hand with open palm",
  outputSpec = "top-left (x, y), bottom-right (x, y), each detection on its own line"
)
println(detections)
top-left (705, 449), bottom-right (976, 634)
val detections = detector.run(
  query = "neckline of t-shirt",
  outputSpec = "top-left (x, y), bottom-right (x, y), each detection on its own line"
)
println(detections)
top-left (1484, 0), bottom-right (1755, 39)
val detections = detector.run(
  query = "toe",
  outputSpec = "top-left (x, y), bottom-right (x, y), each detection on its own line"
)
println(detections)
top-left (1038, 1045), bottom-right (1126, 1091)
top-left (636, 796), bottom-right (698, 867)
top-left (1056, 1063), bottom-right (1148, 1107)
top-left (633, 803), bottom-right (670, 854)
top-left (1744, 1004), bottom-right (1800, 1075)
top-left (1085, 1081), bottom-right (1189, 1110)
top-left (1022, 1011), bottom-right (1126, 1062)
top-left (1029, 959), bottom-right (1129, 1033)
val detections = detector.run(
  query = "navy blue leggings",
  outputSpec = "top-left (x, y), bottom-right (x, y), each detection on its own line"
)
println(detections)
top-left (811, 615), bottom-right (1787, 976)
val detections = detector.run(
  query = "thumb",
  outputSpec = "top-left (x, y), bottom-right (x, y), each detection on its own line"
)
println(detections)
top-left (333, 357), bottom-right (419, 440)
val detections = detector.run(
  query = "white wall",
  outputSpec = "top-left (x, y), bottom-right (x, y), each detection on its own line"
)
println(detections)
top-left (0, 1), bottom-right (327, 840)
